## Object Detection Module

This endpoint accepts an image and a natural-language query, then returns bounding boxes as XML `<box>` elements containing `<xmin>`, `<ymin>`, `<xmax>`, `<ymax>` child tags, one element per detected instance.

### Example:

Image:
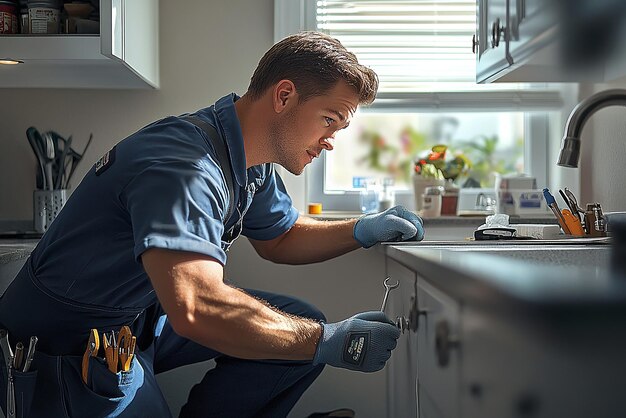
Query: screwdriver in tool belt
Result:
<box><xmin>0</xmin><ymin>329</ymin><xmax>16</xmax><ymax>418</ymax></box>
<box><xmin>22</xmin><ymin>336</ymin><xmax>38</xmax><ymax>373</ymax></box>
<box><xmin>12</xmin><ymin>343</ymin><xmax>24</xmax><ymax>370</ymax></box>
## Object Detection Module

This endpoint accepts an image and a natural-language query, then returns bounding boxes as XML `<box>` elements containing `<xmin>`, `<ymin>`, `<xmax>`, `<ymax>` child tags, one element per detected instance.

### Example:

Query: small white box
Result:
<box><xmin>497</xmin><ymin>189</ymin><xmax>547</xmax><ymax>216</ymax></box>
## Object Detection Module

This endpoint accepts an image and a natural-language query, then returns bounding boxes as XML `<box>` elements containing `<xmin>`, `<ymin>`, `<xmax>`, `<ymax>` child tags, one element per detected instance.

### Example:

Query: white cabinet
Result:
<box><xmin>385</xmin><ymin>258</ymin><xmax>463</xmax><ymax>418</ymax></box>
<box><xmin>0</xmin><ymin>0</ymin><xmax>158</xmax><ymax>89</ymax></box>
<box><xmin>386</xmin><ymin>259</ymin><xmax>419</xmax><ymax>418</ymax></box>
<box><xmin>476</xmin><ymin>0</ymin><xmax>625</xmax><ymax>83</ymax></box>
<box><xmin>416</xmin><ymin>278</ymin><xmax>461</xmax><ymax>418</ymax></box>
<box><xmin>475</xmin><ymin>0</ymin><xmax>511</xmax><ymax>83</ymax></box>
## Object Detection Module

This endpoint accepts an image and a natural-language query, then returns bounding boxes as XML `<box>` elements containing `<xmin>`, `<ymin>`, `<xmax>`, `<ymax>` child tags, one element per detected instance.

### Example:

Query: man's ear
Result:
<box><xmin>272</xmin><ymin>80</ymin><xmax>297</xmax><ymax>113</ymax></box>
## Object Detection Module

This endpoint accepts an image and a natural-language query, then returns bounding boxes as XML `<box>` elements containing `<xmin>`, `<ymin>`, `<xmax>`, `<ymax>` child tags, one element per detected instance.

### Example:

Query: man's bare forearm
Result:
<box><xmin>143</xmin><ymin>248</ymin><xmax>322</xmax><ymax>361</ymax></box>
<box><xmin>250</xmin><ymin>216</ymin><xmax>361</xmax><ymax>265</ymax></box>
<box><xmin>179</xmin><ymin>280</ymin><xmax>322</xmax><ymax>360</ymax></box>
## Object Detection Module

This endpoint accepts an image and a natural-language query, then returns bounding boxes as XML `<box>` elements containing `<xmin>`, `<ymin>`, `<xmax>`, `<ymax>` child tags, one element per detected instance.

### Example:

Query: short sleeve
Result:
<box><xmin>123</xmin><ymin>159</ymin><xmax>229</xmax><ymax>265</ymax></box>
<box><xmin>242</xmin><ymin>165</ymin><xmax>299</xmax><ymax>240</ymax></box>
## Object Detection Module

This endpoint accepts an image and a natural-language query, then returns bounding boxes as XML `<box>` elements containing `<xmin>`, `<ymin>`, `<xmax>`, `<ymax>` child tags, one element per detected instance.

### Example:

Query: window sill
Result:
<box><xmin>303</xmin><ymin>211</ymin><xmax>557</xmax><ymax>226</ymax></box>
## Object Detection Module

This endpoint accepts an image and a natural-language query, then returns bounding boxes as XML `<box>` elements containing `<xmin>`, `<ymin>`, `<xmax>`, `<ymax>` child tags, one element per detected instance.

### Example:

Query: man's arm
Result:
<box><xmin>142</xmin><ymin>248</ymin><xmax>321</xmax><ymax>360</ymax></box>
<box><xmin>249</xmin><ymin>206</ymin><xmax>425</xmax><ymax>265</ymax></box>
<box><xmin>249</xmin><ymin>216</ymin><xmax>360</xmax><ymax>265</ymax></box>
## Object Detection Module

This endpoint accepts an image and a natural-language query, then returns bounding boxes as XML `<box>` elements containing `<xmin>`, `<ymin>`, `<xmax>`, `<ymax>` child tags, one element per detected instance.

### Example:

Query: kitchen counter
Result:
<box><xmin>0</xmin><ymin>239</ymin><xmax>38</xmax><ymax>264</ymax></box>
<box><xmin>383</xmin><ymin>240</ymin><xmax>624</xmax><ymax>309</ymax></box>
<box><xmin>0</xmin><ymin>239</ymin><xmax>37</xmax><ymax>295</ymax></box>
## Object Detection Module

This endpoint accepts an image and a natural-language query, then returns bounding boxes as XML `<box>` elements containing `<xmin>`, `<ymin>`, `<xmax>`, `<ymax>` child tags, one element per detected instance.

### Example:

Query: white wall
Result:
<box><xmin>579</xmin><ymin>80</ymin><xmax>626</xmax><ymax>212</ymax></box>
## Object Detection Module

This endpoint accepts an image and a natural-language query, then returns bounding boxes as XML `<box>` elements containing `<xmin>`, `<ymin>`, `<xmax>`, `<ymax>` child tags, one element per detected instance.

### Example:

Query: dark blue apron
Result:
<box><xmin>0</xmin><ymin>259</ymin><xmax>171</xmax><ymax>418</ymax></box>
<box><xmin>0</xmin><ymin>115</ymin><xmax>247</xmax><ymax>418</ymax></box>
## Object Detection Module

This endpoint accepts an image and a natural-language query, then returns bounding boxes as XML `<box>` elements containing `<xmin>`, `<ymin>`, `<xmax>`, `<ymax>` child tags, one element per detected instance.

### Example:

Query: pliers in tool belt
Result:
<box><xmin>117</xmin><ymin>326</ymin><xmax>136</xmax><ymax>372</ymax></box>
<box><xmin>102</xmin><ymin>332</ymin><xmax>118</xmax><ymax>374</ymax></box>
<box><xmin>81</xmin><ymin>329</ymin><xmax>100</xmax><ymax>384</ymax></box>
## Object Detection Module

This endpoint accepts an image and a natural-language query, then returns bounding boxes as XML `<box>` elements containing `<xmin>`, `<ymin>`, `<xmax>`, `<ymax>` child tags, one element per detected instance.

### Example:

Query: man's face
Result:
<box><xmin>270</xmin><ymin>80</ymin><xmax>359</xmax><ymax>175</ymax></box>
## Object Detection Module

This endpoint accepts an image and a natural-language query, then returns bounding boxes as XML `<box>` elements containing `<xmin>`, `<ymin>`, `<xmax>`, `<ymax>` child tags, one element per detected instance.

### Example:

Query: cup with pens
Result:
<box><xmin>543</xmin><ymin>188</ymin><xmax>606</xmax><ymax>237</ymax></box>
<box><xmin>26</xmin><ymin>127</ymin><xmax>92</xmax><ymax>234</ymax></box>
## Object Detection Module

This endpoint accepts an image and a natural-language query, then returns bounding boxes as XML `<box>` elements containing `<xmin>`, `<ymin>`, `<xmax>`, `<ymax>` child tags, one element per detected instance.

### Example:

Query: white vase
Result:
<box><xmin>412</xmin><ymin>176</ymin><xmax>445</xmax><ymax>211</ymax></box>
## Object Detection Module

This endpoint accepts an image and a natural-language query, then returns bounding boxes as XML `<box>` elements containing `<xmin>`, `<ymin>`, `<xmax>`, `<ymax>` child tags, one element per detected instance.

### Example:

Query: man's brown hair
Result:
<box><xmin>247</xmin><ymin>31</ymin><xmax>378</xmax><ymax>105</ymax></box>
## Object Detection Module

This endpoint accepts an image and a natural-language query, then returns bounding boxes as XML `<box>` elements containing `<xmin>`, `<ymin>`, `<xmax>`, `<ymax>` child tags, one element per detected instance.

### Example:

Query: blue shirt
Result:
<box><xmin>29</xmin><ymin>93</ymin><xmax>299</xmax><ymax>309</ymax></box>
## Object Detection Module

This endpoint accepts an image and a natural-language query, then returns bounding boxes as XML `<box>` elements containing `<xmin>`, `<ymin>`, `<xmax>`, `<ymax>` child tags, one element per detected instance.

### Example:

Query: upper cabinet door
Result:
<box><xmin>477</xmin><ymin>0</ymin><xmax>626</xmax><ymax>83</ymax></box>
<box><xmin>475</xmin><ymin>0</ymin><xmax>512</xmax><ymax>83</ymax></box>
<box><xmin>0</xmin><ymin>0</ymin><xmax>159</xmax><ymax>89</ymax></box>
<box><xmin>101</xmin><ymin>0</ymin><xmax>159</xmax><ymax>88</ymax></box>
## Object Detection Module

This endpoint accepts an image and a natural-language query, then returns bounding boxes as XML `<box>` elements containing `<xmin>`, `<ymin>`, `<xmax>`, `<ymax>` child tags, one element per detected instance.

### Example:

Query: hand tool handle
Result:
<box><xmin>22</xmin><ymin>336</ymin><xmax>38</xmax><ymax>373</ymax></box>
<box><xmin>562</xmin><ymin>209</ymin><xmax>585</xmax><ymax>236</ymax></box>
<box><xmin>7</xmin><ymin>366</ymin><xmax>15</xmax><ymax>418</ymax></box>
<box><xmin>82</xmin><ymin>329</ymin><xmax>100</xmax><ymax>384</ymax></box>
<box><xmin>0</xmin><ymin>329</ymin><xmax>13</xmax><ymax>368</ymax></box>
<box><xmin>380</xmin><ymin>289</ymin><xmax>391</xmax><ymax>312</ymax></box>
<box><xmin>12</xmin><ymin>342</ymin><xmax>24</xmax><ymax>371</ymax></box>
<box><xmin>559</xmin><ymin>189</ymin><xmax>579</xmax><ymax>219</ymax></box>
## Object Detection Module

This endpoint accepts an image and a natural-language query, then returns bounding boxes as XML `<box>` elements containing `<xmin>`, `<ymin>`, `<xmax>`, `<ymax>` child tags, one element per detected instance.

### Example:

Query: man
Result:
<box><xmin>0</xmin><ymin>32</ymin><xmax>423</xmax><ymax>417</ymax></box>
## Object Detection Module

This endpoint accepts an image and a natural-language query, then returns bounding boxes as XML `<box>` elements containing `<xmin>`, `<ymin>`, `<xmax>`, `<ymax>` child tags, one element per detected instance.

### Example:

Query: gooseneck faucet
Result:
<box><xmin>558</xmin><ymin>89</ymin><xmax>626</xmax><ymax>168</ymax></box>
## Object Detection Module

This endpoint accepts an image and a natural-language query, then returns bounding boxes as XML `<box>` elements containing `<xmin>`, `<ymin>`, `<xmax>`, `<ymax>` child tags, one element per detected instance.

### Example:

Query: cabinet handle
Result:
<box><xmin>408</xmin><ymin>295</ymin><xmax>427</xmax><ymax>332</ymax></box>
<box><xmin>396</xmin><ymin>316</ymin><xmax>410</xmax><ymax>334</ymax></box>
<box><xmin>491</xmin><ymin>18</ymin><xmax>505</xmax><ymax>48</ymax></box>
<box><xmin>472</xmin><ymin>34</ymin><xmax>478</xmax><ymax>54</ymax></box>
<box><xmin>435</xmin><ymin>319</ymin><xmax>460</xmax><ymax>367</ymax></box>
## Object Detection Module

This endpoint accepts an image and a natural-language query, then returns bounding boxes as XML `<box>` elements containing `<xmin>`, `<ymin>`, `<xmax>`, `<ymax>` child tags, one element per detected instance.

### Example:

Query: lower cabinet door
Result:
<box><xmin>417</xmin><ymin>278</ymin><xmax>461</xmax><ymax>418</ymax></box>
<box><xmin>386</xmin><ymin>259</ymin><xmax>418</xmax><ymax>418</ymax></box>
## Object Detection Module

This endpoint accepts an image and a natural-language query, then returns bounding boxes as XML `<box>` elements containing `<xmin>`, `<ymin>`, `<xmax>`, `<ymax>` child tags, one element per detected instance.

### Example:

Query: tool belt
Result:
<box><xmin>0</xmin><ymin>260</ymin><xmax>162</xmax><ymax>418</ymax></box>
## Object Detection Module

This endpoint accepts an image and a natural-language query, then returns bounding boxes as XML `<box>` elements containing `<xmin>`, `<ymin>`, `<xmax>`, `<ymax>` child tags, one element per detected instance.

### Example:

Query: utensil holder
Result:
<box><xmin>33</xmin><ymin>189</ymin><xmax>68</xmax><ymax>233</ymax></box>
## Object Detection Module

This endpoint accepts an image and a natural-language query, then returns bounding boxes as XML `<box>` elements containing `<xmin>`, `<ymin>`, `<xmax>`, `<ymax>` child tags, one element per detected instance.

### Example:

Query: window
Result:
<box><xmin>274</xmin><ymin>0</ymin><xmax>568</xmax><ymax>212</ymax></box>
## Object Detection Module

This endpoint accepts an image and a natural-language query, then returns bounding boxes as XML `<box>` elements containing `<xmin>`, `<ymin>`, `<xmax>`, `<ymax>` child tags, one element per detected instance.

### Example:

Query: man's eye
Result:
<box><xmin>324</xmin><ymin>117</ymin><xmax>335</xmax><ymax>126</ymax></box>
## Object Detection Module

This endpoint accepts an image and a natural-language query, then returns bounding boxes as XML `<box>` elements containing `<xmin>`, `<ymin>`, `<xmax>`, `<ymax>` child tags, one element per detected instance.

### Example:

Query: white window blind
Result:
<box><xmin>316</xmin><ymin>0</ymin><xmax>477</xmax><ymax>91</ymax></box>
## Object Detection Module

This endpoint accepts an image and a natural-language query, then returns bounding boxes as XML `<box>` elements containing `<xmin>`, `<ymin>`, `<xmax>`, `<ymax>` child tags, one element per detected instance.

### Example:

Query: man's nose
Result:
<box><xmin>321</xmin><ymin>136</ymin><xmax>335</xmax><ymax>151</ymax></box>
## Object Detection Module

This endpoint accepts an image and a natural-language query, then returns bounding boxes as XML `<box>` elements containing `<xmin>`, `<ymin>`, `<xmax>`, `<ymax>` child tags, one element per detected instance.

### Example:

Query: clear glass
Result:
<box><xmin>359</xmin><ymin>178</ymin><xmax>380</xmax><ymax>213</ymax></box>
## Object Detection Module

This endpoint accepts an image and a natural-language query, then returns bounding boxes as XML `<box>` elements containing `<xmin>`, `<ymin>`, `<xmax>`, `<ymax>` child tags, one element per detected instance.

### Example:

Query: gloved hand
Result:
<box><xmin>313</xmin><ymin>311</ymin><xmax>401</xmax><ymax>373</ymax></box>
<box><xmin>353</xmin><ymin>205</ymin><xmax>424</xmax><ymax>248</ymax></box>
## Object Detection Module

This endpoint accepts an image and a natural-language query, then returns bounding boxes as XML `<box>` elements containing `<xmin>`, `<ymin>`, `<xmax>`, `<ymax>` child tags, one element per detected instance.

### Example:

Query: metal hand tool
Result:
<box><xmin>103</xmin><ymin>332</ymin><xmax>119</xmax><ymax>374</ymax></box>
<box><xmin>7</xmin><ymin>365</ymin><xmax>15</xmax><ymax>418</ymax></box>
<box><xmin>118</xmin><ymin>326</ymin><xmax>135</xmax><ymax>372</ymax></box>
<box><xmin>564</xmin><ymin>188</ymin><xmax>585</xmax><ymax>221</ymax></box>
<box><xmin>82</xmin><ymin>329</ymin><xmax>100</xmax><ymax>384</ymax></box>
<box><xmin>12</xmin><ymin>342</ymin><xmax>23</xmax><ymax>371</ymax></box>
<box><xmin>22</xmin><ymin>336</ymin><xmax>38</xmax><ymax>372</ymax></box>
<box><xmin>380</xmin><ymin>277</ymin><xmax>399</xmax><ymax>312</ymax></box>
<box><xmin>0</xmin><ymin>330</ymin><xmax>16</xmax><ymax>418</ymax></box>
<box><xmin>0</xmin><ymin>329</ymin><xmax>13</xmax><ymax>366</ymax></box>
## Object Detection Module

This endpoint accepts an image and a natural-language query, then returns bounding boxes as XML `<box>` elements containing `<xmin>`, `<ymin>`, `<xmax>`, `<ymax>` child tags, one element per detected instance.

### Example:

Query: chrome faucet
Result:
<box><xmin>558</xmin><ymin>89</ymin><xmax>626</xmax><ymax>167</ymax></box>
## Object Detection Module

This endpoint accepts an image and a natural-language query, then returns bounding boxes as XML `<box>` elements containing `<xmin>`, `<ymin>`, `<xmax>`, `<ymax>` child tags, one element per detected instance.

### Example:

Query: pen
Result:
<box><xmin>543</xmin><ymin>188</ymin><xmax>571</xmax><ymax>234</ymax></box>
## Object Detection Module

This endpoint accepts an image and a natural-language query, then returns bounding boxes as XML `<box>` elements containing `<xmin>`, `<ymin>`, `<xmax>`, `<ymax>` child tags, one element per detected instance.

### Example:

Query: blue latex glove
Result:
<box><xmin>313</xmin><ymin>311</ymin><xmax>401</xmax><ymax>372</ymax></box>
<box><xmin>353</xmin><ymin>205</ymin><xmax>424</xmax><ymax>248</ymax></box>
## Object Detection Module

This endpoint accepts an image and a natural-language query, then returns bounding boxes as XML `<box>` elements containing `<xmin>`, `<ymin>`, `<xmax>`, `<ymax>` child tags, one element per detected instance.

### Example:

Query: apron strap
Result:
<box><xmin>182</xmin><ymin>115</ymin><xmax>236</xmax><ymax>226</ymax></box>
